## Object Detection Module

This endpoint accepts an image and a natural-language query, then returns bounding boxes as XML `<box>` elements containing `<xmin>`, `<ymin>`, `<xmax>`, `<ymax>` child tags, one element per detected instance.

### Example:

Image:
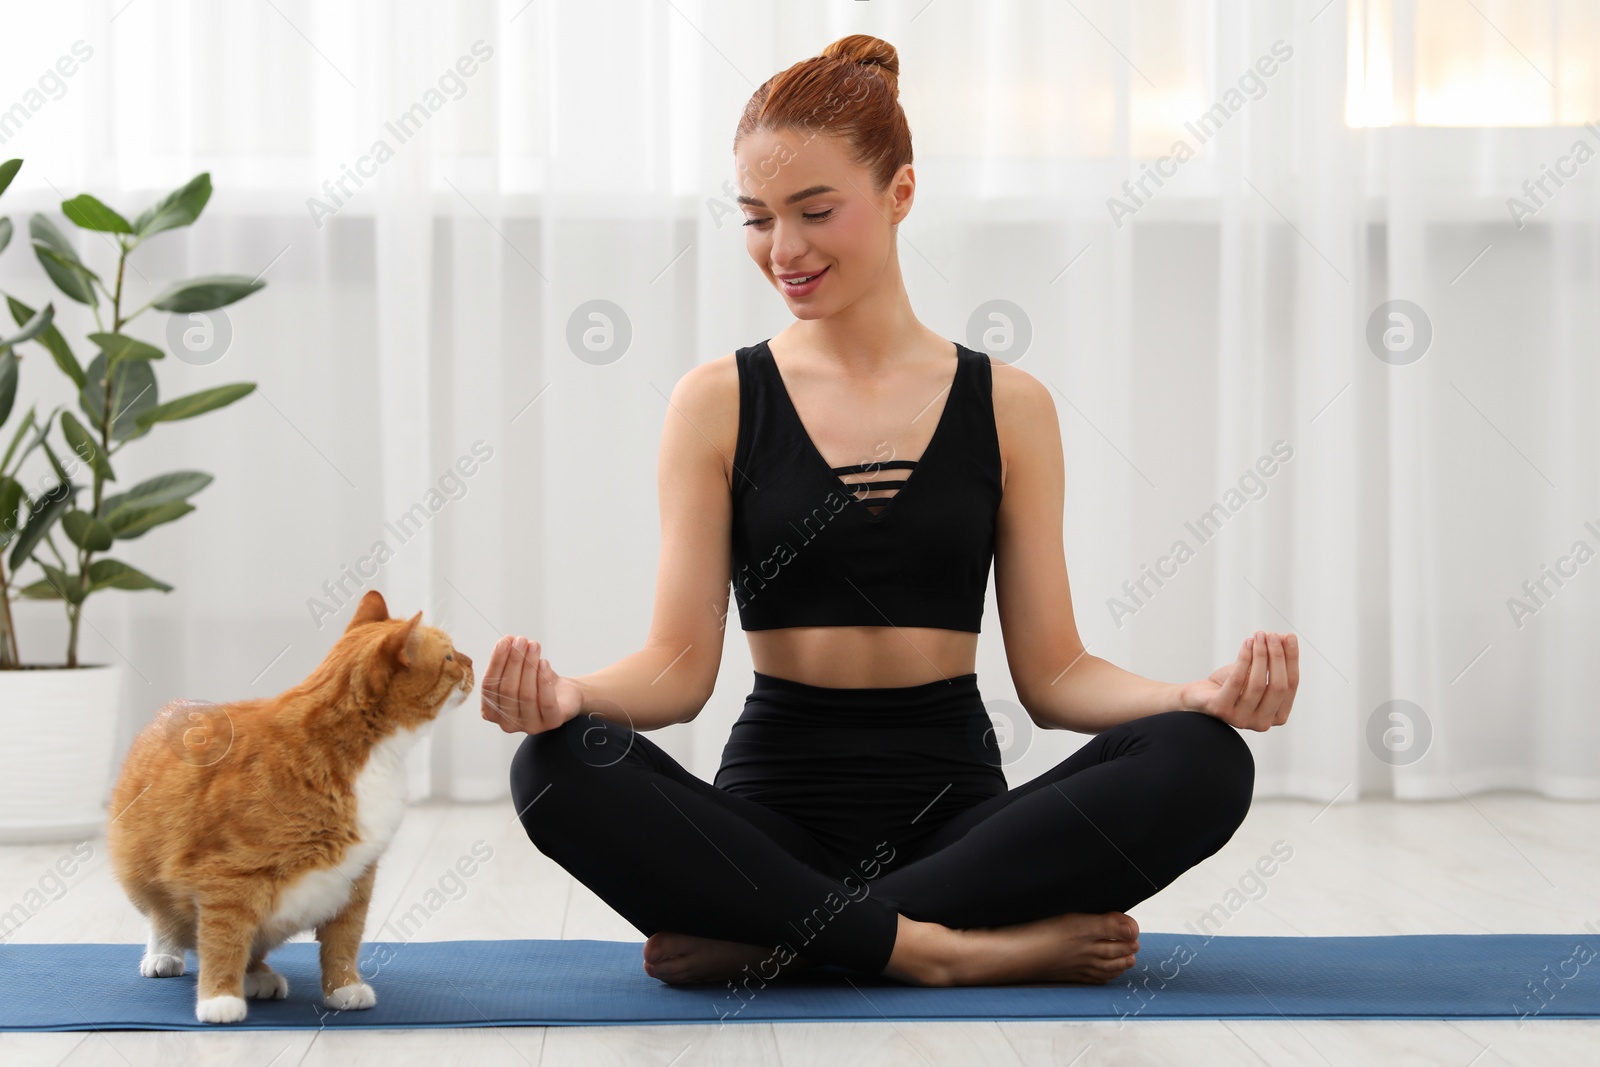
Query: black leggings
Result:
<box><xmin>509</xmin><ymin>670</ymin><xmax>1254</xmax><ymax>976</ymax></box>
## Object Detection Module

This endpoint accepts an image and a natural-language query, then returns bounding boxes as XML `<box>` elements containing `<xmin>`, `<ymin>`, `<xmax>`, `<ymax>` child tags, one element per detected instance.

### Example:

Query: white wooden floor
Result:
<box><xmin>2</xmin><ymin>794</ymin><xmax>1596</xmax><ymax>1065</ymax></box>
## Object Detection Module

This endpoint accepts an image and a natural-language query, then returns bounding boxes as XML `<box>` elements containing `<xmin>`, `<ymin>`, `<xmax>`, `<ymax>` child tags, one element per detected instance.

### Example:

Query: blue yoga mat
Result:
<box><xmin>2</xmin><ymin>934</ymin><xmax>1597</xmax><ymax>1030</ymax></box>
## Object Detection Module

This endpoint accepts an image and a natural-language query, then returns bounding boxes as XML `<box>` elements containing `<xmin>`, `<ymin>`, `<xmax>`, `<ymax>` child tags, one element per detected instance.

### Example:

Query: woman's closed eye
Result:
<box><xmin>743</xmin><ymin>210</ymin><xmax>833</xmax><ymax>228</ymax></box>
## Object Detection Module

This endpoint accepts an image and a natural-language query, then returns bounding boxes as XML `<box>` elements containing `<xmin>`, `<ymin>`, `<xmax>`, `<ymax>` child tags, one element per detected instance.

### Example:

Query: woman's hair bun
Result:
<box><xmin>735</xmin><ymin>33</ymin><xmax>912</xmax><ymax>195</ymax></box>
<box><xmin>820</xmin><ymin>34</ymin><xmax>900</xmax><ymax>92</ymax></box>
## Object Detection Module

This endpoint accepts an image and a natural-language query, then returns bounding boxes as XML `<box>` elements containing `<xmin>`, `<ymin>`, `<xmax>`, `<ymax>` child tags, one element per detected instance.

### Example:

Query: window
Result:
<box><xmin>1347</xmin><ymin>0</ymin><xmax>1600</xmax><ymax>127</ymax></box>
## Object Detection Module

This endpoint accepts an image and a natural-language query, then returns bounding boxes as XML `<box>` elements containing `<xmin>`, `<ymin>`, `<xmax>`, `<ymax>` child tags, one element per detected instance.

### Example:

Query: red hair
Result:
<box><xmin>734</xmin><ymin>34</ymin><xmax>913</xmax><ymax>196</ymax></box>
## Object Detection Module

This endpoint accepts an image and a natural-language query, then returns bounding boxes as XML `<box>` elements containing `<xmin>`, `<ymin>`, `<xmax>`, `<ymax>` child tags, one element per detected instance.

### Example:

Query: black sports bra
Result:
<box><xmin>728</xmin><ymin>338</ymin><xmax>1003</xmax><ymax>632</ymax></box>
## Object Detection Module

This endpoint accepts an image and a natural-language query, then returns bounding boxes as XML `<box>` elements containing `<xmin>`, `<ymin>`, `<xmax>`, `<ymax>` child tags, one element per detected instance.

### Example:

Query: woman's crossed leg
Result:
<box><xmin>509</xmin><ymin>708</ymin><xmax>1254</xmax><ymax>986</ymax></box>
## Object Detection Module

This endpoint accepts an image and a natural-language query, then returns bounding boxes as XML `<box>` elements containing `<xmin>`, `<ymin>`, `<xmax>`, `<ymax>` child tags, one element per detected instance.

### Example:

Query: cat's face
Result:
<box><xmin>401</xmin><ymin>624</ymin><xmax>476</xmax><ymax>721</ymax></box>
<box><xmin>340</xmin><ymin>590</ymin><xmax>476</xmax><ymax>730</ymax></box>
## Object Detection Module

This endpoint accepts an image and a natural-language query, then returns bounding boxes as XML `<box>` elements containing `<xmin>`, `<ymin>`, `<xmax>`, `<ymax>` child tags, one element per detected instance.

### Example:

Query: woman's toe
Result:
<box><xmin>643</xmin><ymin>932</ymin><xmax>687</xmax><ymax>965</ymax></box>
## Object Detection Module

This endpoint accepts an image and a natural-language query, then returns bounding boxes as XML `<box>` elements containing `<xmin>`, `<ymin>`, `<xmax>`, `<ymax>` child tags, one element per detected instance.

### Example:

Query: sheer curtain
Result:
<box><xmin>2</xmin><ymin>0</ymin><xmax>1594</xmax><ymax>805</ymax></box>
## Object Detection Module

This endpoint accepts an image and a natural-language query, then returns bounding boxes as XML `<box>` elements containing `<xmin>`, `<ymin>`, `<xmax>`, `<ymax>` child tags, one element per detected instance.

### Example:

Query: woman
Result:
<box><xmin>483</xmin><ymin>34</ymin><xmax>1298</xmax><ymax>988</ymax></box>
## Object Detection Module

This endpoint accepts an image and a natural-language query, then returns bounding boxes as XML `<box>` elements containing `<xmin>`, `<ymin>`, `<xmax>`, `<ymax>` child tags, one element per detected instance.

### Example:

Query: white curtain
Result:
<box><xmin>2</xmin><ymin>0</ymin><xmax>1595</xmax><ymax>805</ymax></box>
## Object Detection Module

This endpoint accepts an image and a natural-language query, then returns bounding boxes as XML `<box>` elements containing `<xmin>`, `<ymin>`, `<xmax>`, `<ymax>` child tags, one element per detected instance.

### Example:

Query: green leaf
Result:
<box><xmin>0</xmin><ymin>348</ymin><xmax>14</xmax><ymax>429</ymax></box>
<box><xmin>39</xmin><ymin>561</ymin><xmax>84</xmax><ymax>604</ymax></box>
<box><xmin>99</xmin><ymin>470</ymin><xmax>211</xmax><ymax>520</ymax></box>
<box><xmin>61</xmin><ymin>194</ymin><xmax>132</xmax><ymax>234</ymax></box>
<box><xmin>29</xmin><ymin>221</ymin><xmax>99</xmax><ymax>306</ymax></box>
<box><xmin>0</xmin><ymin>159</ymin><xmax>21</xmax><ymax>198</ymax></box>
<box><xmin>6</xmin><ymin>295</ymin><xmax>83</xmax><ymax>388</ymax></box>
<box><xmin>16</xmin><ymin>577</ymin><xmax>65</xmax><ymax>600</ymax></box>
<box><xmin>62</xmin><ymin>508</ymin><xmax>115</xmax><ymax>552</ymax></box>
<box><xmin>79</xmin><ymin>353</ymin><xmax>157</xmax><ymax>442</ymax></box>
<box><xmin>29</xmin><ymin>214</ymin><xmax>78</xmax><ymax>259</ymax></box>
<box><xmin>87</xmin><ymin>557</ymin><xmax>172</xmax><ymax>593</ymax></box>
<box><xmin>104</xmin><ymin>499</ymin><xmax>192</xmax><ymax>540</ymax></box>
<box><xmin>18</xmin><ymin>406</ymin><xmax>62</xmax><ymax>469</ymax></box>
<box><xmin>150</xmin><ymin>274</ymin><xmax>264</xmax><ymax>313</ymax></box>
<box><xmin>0</xmin><ymin>406</ymin><xmax>34</xmax><ymax>474</ymax></box>
<box><xmin>8</xmin><ymin>480</ymin><xmax>76</xmax><ymax>571</ymax></box>
<box><xmin>0</xmin><ymin>475</ymin><xmax>22</xmax><ymax>548</ymax></box>
<box><xmin>59</xmin><ymin>411</ymin><xmax>113</xmax><ymax>483</ymax></box>
<box><xmin>134</xmin><ymin>383</ymin><xmax>253</xmax><ymax>429</ymax></box>
<box><xmin>38</xmin><ymin>437</ymin><xmax>70</xmax><ymax>485</ymax></box>
<box><xmin>0</xmin><ymin>217</ymin><xmax>11</xmax><ymax>255</ymax></box>
<box><xmin>0</xmin><ymin>301</ymin><xmax>53</xmax><ymax>348</ymax></box>
<box><xmin>88</xmin><ymin>332</ymin><xmax>163</xmax><ymax>366</ymax></box>
<box><xmin>2</xmin><ymin>406</ymin><xmax>59</xmax><ymax>478</ymax></box>
<box><xmin>132</xmin><ymin>173</ymin><xmax>211</xmax><ymax>240</ymax></box>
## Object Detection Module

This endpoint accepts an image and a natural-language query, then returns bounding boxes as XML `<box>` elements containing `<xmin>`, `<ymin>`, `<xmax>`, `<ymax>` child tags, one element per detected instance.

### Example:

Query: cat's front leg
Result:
<box><xmin>243</xmin><ymin>952</ymin><xmax>289</xmax><ymax>1000</ymax></box>
<box><xmin>139</xmin><ymin>919</ymin><xmax>188</xmax><ymax>978</ymax></box>
<box><xmin>194</xmin><ymin>897</ymin><xmax>263</xmax><ymax>1024</ymax></box>
<box><xmin>317</xmin><ymin>863</ymin><xmax>378</xmax><ymax>1010</ymax></box>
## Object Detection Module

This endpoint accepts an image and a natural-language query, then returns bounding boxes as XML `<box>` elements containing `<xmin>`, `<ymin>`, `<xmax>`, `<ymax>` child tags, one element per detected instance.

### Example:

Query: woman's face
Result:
<box><xmin>734</xmin><ymin>128</ymin><xmax>910</xmax><ymax>319</ymax></box>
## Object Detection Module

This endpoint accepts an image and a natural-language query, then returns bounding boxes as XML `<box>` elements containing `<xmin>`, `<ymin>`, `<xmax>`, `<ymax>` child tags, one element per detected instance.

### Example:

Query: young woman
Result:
<box><xmin>483</xmin><ymin>34</ymin><xmax>1298</xmax><ymax>988</ymax></box>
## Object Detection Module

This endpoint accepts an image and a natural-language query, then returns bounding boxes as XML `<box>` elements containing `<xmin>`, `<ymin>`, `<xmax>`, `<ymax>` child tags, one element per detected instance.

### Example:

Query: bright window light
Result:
<box><xmin>1347</xmin><ymin>0</ymin><xmax>1600</xmax><ymax>127</ymax></box>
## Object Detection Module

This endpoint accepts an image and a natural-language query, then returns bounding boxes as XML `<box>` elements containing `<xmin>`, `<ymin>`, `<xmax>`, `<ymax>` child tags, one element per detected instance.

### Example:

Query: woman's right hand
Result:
<box><xmin>480</xmin><ymin>635</ymin><xmax>585</xmax><ymax>734</ymax></box>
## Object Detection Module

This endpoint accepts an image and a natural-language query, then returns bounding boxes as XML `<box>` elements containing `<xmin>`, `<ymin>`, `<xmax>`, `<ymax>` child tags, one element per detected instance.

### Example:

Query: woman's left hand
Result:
<box><xmin>1177</xmin><ymin>631</ymin><xmax>1299</xmax><ymax>732</ymax></box>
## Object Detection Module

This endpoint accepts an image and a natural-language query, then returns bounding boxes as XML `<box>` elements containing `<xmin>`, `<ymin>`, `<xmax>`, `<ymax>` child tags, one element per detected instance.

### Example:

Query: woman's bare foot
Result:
<box><xmin>885</xmin><ymin>910</ymin><xmax>1140</xmax><ymax>987</ymax></box>
<box><xmin>641</xmin><ymin>931</ymin><xmax>815</xmax><ymax>985</ymax></box>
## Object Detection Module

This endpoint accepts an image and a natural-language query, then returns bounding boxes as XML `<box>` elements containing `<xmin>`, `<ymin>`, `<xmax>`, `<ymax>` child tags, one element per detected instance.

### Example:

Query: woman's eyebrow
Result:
<box><xmin>737</xmin><ymin>184</ymin><xmax>838</xmax><ymax>208</ymax></box>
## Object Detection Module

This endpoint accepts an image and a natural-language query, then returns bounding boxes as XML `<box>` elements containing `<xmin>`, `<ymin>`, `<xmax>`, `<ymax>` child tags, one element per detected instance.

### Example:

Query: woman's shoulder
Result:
<box><xmin>983</xmin><ymin>355</ymin><xmax>1056</xmax><ymax>492</ymax></box>
<box><xmin>984</xmin><ymin>353</ymin><xmax>1051</xmax><ymax>422</ymax></box>
<box><xmin>665</xmin><ymin>350</ymin><xmax>746</xmax><ymax>480</ymax></box>
<box><xmin>678</xmin><ymin>349</ymin><xmax>744</xmax><ymax>410</ymax></box>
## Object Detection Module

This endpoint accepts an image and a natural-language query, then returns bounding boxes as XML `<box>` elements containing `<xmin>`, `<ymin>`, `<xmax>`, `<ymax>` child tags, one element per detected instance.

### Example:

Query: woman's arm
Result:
<box><xmin>990</xmin><ymin>364</ymin><xmax>1298</xmax><ymax>735</ymax></box>
<box><xmin>480</xmin><ymin>357</ymin><xmax>738</xmax><ymax>735</ymax></box>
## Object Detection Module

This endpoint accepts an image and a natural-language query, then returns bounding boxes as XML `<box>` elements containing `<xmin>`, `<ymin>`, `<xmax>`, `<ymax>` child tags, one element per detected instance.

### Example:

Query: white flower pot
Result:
<box><xmin>0</xmin><ymin>663</ymin><xmax>123</xmax><ymax>843</ymax></box>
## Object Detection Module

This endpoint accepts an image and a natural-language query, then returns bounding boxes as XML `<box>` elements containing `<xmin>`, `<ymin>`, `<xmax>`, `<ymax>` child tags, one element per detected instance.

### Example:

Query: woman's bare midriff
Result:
<box><xmin>746</xmin><ymin>626</ymin><xmax>978</xmax><ymax>688</ymax></box>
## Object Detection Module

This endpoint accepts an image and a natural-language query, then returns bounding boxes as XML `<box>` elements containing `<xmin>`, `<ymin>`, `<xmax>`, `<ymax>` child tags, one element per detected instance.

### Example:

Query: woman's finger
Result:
<box><xmin>480</xmin><ymin>636</ymin><xmax>514</xmax><ymax>726</ymax></box>
<box><xmin>1277</xmin><ymin>634</ymin><xmax>1300</xmax><ymax>724</ymax></box>
<box><xmin>535</xmin><ymin>650</ymin><xmax>555</xmax><ymax>731</ymax></box>
<box><xmin>1211</xmin><ymin>637</ymin><xmax>1252</xmax><ymax>723</ymax></box>
<box><xmin>536</xmin><ymin>656</ymin><xmax>559</xmax><ymax>729</ymax></box>
<box><xmin>1273</xmin><ymin>633</ymin><xmax>1299</xmax><ymax>726</ymax></box>
<box><xmin>1259</xmin><ymin>632</ymin><xmax>1288</xmax><ymax>725</ymax></box>
<box><xmin>497</xmin><ymin>636</ymin><xmax>529</xmax><ymax>729</ymax></box>
<box><xmin>1239</xmin><ymin>632</ymin><xmax>1270</xmax><ymax>726</ymax></box>
<box><xmin>514</xmin><ymin>639</ymin><xmax>542</xmax><ymax>731</ymax></box>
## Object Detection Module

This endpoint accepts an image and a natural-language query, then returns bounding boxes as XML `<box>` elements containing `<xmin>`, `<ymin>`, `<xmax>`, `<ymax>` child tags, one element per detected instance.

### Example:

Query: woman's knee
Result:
<box><xmin>509</xmin><ymin>718</ymin><xmax>596</xmax><ymax>832</ymax></box>
<box><xmin>512</xmin><ymin>711</ymin><xmax>632</xmax><ymax>777</ymax></box>
<box><xmin>509</xmin><ymin>728</ymin><xmax>558</xmax><ymax>835</ymax></box>
<box><xmin>1135</xmin><ymin>710</ymin><xmax>1255</xmax><ymax>825</ymax></box>
<box><xmin>508</xmin><ymin>715</ymin><xmax>651</xmax><ymax>838</ymax></box>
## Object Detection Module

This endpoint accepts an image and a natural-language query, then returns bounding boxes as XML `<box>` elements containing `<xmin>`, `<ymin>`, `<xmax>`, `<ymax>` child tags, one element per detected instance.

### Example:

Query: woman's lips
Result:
<box><xmin>778</xmin><ymin>265</ymin><xmax>828</xmax><ymax>296</ymax></box>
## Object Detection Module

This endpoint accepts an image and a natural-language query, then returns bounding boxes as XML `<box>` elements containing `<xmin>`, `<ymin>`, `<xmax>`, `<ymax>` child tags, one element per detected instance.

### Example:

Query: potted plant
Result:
<box><xmin>0</xmin><ymin>158</ymin><xmax>263</xmax><ymax>841</ymax></box>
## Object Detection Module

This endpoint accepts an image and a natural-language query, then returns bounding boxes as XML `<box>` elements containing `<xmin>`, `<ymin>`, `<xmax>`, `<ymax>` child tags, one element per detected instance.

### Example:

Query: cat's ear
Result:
<box><xmin>379</xmin><ymin>610</ymin><xmax>424</xmax><ymax>668</ymax></box>
<box><xmin>345</xmin><ymin>590</ymin><xmax>390</xmax><ymax>633</ymax></box>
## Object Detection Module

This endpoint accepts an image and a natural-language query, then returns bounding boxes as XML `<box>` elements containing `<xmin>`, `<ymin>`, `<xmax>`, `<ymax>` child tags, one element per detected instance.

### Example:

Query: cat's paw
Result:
<box><xmin>139</xmin><ymin>952</ymin><xmax>186</xmax><ymax>978</ymax></box>
<box><xmin>323</xmin><ymin>982</ymin><xmax>377</xmax><ymax>1011</ymax></box>
<box><xmin>195</xmin><ymin>995</ymin><xmax>248</xmax><ymax>1024</ymax></box>
<box><xmin>244</xmin><ymin>968</ymin><xmax>289</xmax><ymax>999</ymax></box>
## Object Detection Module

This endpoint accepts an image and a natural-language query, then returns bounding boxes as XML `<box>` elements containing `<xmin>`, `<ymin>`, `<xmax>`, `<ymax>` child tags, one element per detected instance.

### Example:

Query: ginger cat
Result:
<box><xmin>107</xmin><ymin>590</ymin><xmax>475</xmax><ymax>1024</ymax></box>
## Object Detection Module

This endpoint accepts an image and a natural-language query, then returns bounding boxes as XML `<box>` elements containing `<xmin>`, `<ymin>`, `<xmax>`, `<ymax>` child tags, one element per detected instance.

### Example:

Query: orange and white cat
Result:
<box><xmin>107</xmin><ymin>590</ymin><xmax>475</xmax><ymax>1024</ymax></box>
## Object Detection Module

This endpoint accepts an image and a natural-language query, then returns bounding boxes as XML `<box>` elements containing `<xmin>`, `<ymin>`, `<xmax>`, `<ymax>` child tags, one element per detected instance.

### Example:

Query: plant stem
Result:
<box><xmin>43</xmin><ymin>529</ymin><xmax>68</xmax><ymax>569</ymax></box>
<box><xmin>111</xmin><ymin>245</ymin><xmax>127</xmax><ymax>333</ymax></box>
<box><xmin>66</xmin><ymin>600</ymin><xmax>79</xmax><ymax>669</ymax></box>
<box><xmin>0</xmin><ymin>552</ymin><xmax>16</xmax><ymax>667</ymax></box>
<box><xmin>64</xmin><ymin>242</ymin><xmax>128</xmax><ymax>670</ymax></box>
<box><xmin>41</xmin><ymin>528</ymin><xmax>76</xmax><ymax>669</ymax></box>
